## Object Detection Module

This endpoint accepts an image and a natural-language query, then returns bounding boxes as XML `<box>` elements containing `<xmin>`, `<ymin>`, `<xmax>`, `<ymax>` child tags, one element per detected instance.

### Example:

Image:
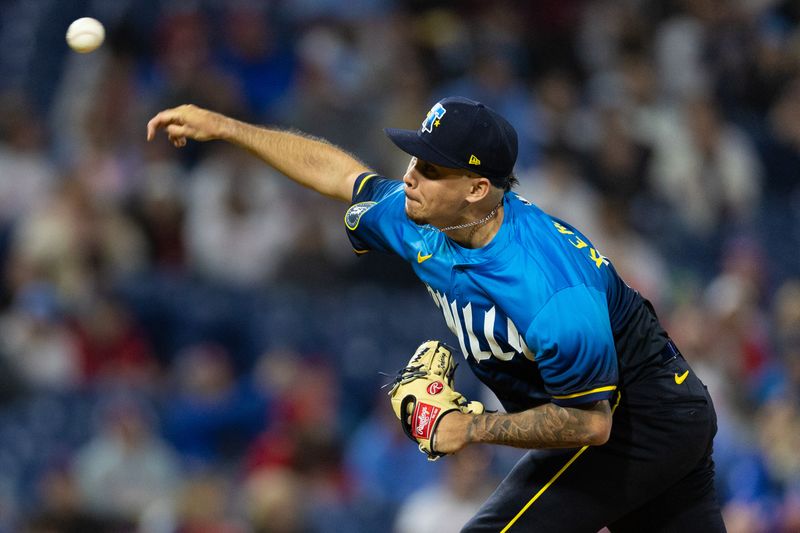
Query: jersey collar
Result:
<box><xmin>447</xmin><ymin>193</ymin><xmax>513</xmax><ymax>264</ymax></box>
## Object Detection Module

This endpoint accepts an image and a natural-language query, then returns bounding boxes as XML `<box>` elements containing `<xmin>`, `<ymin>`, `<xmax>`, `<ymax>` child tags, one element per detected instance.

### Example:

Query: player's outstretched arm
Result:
<box><xmin>434</xmin><ymin>400</ymin><xmax>612</xmax><ymax>454</ymax></box>
<box><xmin>146</xmin><ymin>104</ymin><xmax>369</xmax><ymax>202</ymax></box>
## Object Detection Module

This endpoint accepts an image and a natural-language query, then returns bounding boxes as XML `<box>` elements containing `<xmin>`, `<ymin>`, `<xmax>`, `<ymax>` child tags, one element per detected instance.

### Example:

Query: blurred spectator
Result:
<box><xmin>72</xmin><ymin>397</ymin><xmax>180</xmax><ymax>524</ymax></box>
<box><xmin>719</xmin><ymin>235</ymin><xmax>768</xmax><ymax>301</ymax></box>
<box><xmin>704</xmin><ymin>272</ymin><xmax>770</xmax><ymax>404</ymax></box>
<box><xmin>704</xmin><ymin>236</ymin><xmax>771</xmax><ymax>393</ymax></box>
<box><xmin>530</xmin><ymin>69</ymin><xmax>587</xmax><ymax>155</ymax></box>
<box><xmin>216</xmin><ymin>4</ymin><xmax>296</xmax><ymax>121</ymax></box>
<box><xmin>242</xmin><ymin>467</ymin><xmax>308</xmax><ymax>533</ymax></box>
<box><xmin>583</xmin><ymin>106</ymin><xmax>652</xmax><ymax>216</ymax></box>
<box><xmin>146</xmin><ymin>8</ymin><xmax>241</xmax><ymax>113</ymax></box>
<box><xmin>163</xmin><ymin>343</ymin><xmax>268</xmax><ymax>465</ymax></box>
<box><xmin>69</xmin><ymin>59</ymin><xmax>148</xmax><ymax>206</ymax></box>
<box><xmin>653</xmin><ymin>2</ymin><xmax>713</xmax><ymax>102</ymax></box>
<box><xmin>756</xmin><ymin>399</ymin><xmax>800</xmax><ymax>491</ymax></box>
<box><xmin>769</xmin><ymin>279</ymin><xmax>800</xmax><ymax>404</ymax></box>
<box><xmin>244</xmin><ymin>349</ymin><xmax>307</xmax><ymax>471</ymax></box>
<box><xmin>744</xmin><ymin>19</ymin><xmax>798</xmax><ymax>115</ymax></box>
<box><xmin>48</xmin><ymin>44</ymin><xmax>113</xmax><ymax>167</ymax></box>
<box><xmin>592</xmin><ymin>198</ymin><xmax>669</xmax><ymax>306</ymax></box>
<box><xmin>171</xmin><ymin>471</ymin><xmax>247</xmax><ymax>533</ymax></box>
<box><xmin>648</xmin><ymin>95</ymin><xmax>762</xmax><ymax>238</ymax></box>
<box><xmin>394</xmin><ymin>446</ymin><xmax>496</xmax><ymax>533</ymax></box>
<box><xmin>49</xmin><ymin>34</ymin><xmax>147</xmax><ymax>188</ymax></box>
<box><xmin>408</xmin><ymin>8</ymin><xmax>471</xmax><ymax>88</ymax></box>
<box><xmin>722</xmin><ymin>500</ymin><xmax>772</xmax><ymax>533</ymax></box>
<box><xmin>277</xmin><ymin>21</ymin><xmax>374</xmax><ymax>157</ymax></box>
<box><xmin>7</xmin><ymin>178</ymin><xmax>147</xmax><ymax>303</ymax></box>
<box><xmin>282</xmin><ymin>426</ymin><xmax>356</xmax><ymax>533</ymax></box>
<box><xmin>129</xmin><ymin>141</ymin><xmax>188</xmax><ymax>270</ymax></box>
<box><xmin>244</xmin><ymin>351</ymin><xmax>341</xmax><ymax>465</ymax></box>
<box><xmin>24</xmin><ymin>467</ymin><xmax>109</xmax><ymax>533</ymax></box>
<box><xmin>369</xmin><ymin>38</ymin><xmax>431</xmax><ymax>176</ymax></box>
<box><xmin>773</xmin><ymin>279</ymin><xmax>800</xmax><ymax>343</ymax></box>
<box><xmin>782</xmin><ymin>487</ymin><xmax>800</xmax><ymax>533</ymax></box>
<box><xmin>69</xmin><ymin>293</ymin><xmax>159</xmax><ymax>387</ymax></box>
<box><xmin>0</xmin><ymin>283</ymin><xmax>81</xmax><ymax>391</ymax></box>
<box><xmin>0</xmin><ymin>93</ymin><xmax>56</xmax><ymax>231</ymax></box>
<box><xmin>344</xmin><ymin>394</ymin><xmax>445</xmax><ymax>525</ymax></box>
<box><xmin>185</xmin><ymin>147</ymin><xmax>300</xmax><ymax>286</ymax></box>
<box><xmin>515</xmin><ymin>145</ymin><xmax>601</xmax><ymax>240</ymax></box>
<box><xmin>576</xmin><ymin>1</ymin><xmax>647</xmax><ymax>78</ymax></box>
<box><xmin>761</xmin><ymin>76</ymin><xmax>800</xmax><ymax>199</ymax></box>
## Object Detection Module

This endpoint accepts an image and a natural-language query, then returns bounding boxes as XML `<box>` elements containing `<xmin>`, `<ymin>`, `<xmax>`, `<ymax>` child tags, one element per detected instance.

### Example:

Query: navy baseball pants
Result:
<box><xmin>462</xmin><ymin>349</ymin><xmax>726</xmax><ymax>532</ymax></box>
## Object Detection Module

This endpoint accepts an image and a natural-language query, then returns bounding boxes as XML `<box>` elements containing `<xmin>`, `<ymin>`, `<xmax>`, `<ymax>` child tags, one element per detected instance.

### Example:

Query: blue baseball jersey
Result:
<box><xmin>345</xmin><ymin>173</ymin><xmax>665</xmax><ymax>412</ymax></box>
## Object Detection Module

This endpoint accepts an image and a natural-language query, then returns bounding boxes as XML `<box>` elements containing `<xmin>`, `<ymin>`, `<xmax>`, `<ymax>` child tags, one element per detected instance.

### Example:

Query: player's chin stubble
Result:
<box><xmin>405</xmin><ymin>200</ymin><xmax>426</xmax><ymax>225</ymax></box>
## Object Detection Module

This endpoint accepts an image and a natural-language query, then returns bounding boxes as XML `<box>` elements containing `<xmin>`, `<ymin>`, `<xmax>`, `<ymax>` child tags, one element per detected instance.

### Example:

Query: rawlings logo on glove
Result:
<box><xmin>427</xmin><ymin>381</ymin><xmax>444</xmax><ymax>395</ymax></box>
<box><xmin>414</xmin><ymin>403</ymin><xmax>439</xmax><ymax>439</ymax></box>
<box><xmin>387</xmin><ymin>340</ymin><xmax>484</xmax><ymax>460</ymax></box>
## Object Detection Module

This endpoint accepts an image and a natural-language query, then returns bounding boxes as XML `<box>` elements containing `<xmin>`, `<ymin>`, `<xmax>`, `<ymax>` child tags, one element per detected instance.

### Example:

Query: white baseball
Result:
<box><xmin>66</xmin><ymin>17</ymin><xmax>105</xmax><ymax>53</ymax></box>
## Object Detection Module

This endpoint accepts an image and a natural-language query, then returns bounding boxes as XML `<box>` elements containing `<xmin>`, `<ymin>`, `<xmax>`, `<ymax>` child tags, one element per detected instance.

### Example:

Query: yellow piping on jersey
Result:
<box><xmin>500</xmin><ymin>391</ymin><xmax>623</xmax><ymax>533</ymax></box>
<box><xmin>352</xmin><ymin>249</ymin><xmax>370</xmax><ymax>255</ymax></box>
<box><xmin>356</xmin><ymin>173</ymin><xmax>377</xmax><ymax>196</ymax></box>
<box><xmin>551</xmin><ymin>385</ymin><xmax>617</xmax><ymax>401</ymax></box>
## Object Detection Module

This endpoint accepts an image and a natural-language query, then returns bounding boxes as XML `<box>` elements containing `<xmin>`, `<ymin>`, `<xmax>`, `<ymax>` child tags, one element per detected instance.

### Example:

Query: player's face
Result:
<box><xmin>402</xmin><ymin>157</ymin><xmax>476</xmax><ymax>227</ymax></box>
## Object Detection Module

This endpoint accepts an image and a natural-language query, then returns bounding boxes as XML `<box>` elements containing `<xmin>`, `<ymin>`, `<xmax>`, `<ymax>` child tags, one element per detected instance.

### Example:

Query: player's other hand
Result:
<box><xmin>146</xmin><ymin>104</ymin><xmax>225</xmax><ymax>147</ymax></box>
<box><xmin>433</xmin><ymin>411</ymin><xmax>474</xmax><ymax>455</ymax></box>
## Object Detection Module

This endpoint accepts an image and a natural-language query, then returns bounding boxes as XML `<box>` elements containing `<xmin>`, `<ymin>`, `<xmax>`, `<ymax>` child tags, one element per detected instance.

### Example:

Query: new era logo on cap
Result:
<box><xmin>384</xmin><ymin>96</ymin><xmax>518</xmax><ymax>182</ymax></box>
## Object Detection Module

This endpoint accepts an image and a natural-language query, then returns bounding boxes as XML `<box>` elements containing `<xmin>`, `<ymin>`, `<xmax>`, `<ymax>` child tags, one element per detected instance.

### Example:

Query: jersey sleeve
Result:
<box><xmin>525</xmin><ymin>285</ymin><xmax>618</xmax><ymax>407</ymax></box>
<box><xmin>351</xmin><ymin>172</ymin><xmax>403</xmax><ymax>204</ymax></box>
<box><xmin>344</xmin><ymin>172</ymin><xmax>409</xmax><ymax>256</ymax></box>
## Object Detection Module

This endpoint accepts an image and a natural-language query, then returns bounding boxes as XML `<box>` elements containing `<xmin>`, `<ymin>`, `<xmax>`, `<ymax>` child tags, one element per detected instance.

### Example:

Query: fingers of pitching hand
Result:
<box><xmin>170</xmin><ymin>136</ymin><xmax>186</xmax><ymax>148</ymax></box>
<box><xmin>147</xmin><ymin>110</ymin><xmax>175</xmax><ymax>141</ymax></box>
<box><xmin>166</xmin><ymin>124</ymin><xmax>192</xmax><ymax>147</ymax></box>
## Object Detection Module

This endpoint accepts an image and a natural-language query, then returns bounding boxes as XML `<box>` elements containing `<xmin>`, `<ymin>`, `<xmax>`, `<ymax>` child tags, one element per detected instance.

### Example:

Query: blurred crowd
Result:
<box><xmin>0</xmin><ymin>0</ymin><xmax>799</xmax><ymax>531</ymax></box>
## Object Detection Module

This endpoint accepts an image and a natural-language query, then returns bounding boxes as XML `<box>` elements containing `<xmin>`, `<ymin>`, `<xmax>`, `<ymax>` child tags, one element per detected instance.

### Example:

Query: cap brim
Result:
<box><xmin>384</xmin><ymin>128</ymin><xmax>464</xmax><ymax>170</ymax></box>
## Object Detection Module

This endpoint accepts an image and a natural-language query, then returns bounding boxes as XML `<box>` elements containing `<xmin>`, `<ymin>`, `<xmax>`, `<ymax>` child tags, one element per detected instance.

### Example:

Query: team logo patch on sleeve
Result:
<box><xmin>345</xmin><ymin>201</ymin><xmax>377</xmax><ymax>230</ymax></box>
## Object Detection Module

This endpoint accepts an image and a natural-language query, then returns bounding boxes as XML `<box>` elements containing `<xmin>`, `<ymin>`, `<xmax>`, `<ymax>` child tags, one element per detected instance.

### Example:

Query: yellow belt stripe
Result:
<box><xmin>551</xmin><ymin>385</ymin><xmax>617</xmax><ymax>400</ymax></box>
<box><xmin>499</xmin><ymin>392</ymin><xmax>623</xmax><ymax>533</ymax></box>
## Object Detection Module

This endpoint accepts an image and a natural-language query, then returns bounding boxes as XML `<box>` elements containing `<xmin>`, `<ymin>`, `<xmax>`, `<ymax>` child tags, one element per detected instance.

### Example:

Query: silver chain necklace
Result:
<box><xmin>427</xmin><ymin>199</ymin><xmax>504</xmax><ymax>232</ymax></box>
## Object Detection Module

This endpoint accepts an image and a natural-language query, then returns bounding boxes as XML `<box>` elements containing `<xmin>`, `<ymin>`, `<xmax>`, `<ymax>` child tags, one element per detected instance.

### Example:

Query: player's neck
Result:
<box><xmin>444</xmin><ymin>198</ymin><xmax>505</xmax><ymax>248</ymax></box>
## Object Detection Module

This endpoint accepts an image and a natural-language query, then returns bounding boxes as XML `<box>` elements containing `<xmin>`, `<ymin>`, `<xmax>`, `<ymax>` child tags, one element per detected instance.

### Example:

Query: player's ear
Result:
<box><xmin>465</xmin><ymin>176</ymin><xmax>492</xmax><ymax>204</ymax></box>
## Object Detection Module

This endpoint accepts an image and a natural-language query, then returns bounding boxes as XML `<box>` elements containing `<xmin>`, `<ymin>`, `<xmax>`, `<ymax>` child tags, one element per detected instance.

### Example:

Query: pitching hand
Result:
<box><xmin>146</xmin><ymin>104</ymin><xmax>227</xmax><ymax>147</ymax></box>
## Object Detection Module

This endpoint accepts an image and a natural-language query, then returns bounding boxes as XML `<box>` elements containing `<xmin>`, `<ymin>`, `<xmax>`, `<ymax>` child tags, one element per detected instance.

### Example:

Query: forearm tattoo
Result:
<box><xmin>466</xmin><ymin>402</ymin><xmax>610</xmax><ymax>449</ymax></box>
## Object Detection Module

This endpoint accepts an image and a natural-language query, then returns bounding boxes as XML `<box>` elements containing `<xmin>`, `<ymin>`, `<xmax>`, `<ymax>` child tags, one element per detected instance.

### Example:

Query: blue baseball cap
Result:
<box><xmin>384</xmin><ymin>96</ymin><xmax>518</xmax><ymax>183</ymax></box>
